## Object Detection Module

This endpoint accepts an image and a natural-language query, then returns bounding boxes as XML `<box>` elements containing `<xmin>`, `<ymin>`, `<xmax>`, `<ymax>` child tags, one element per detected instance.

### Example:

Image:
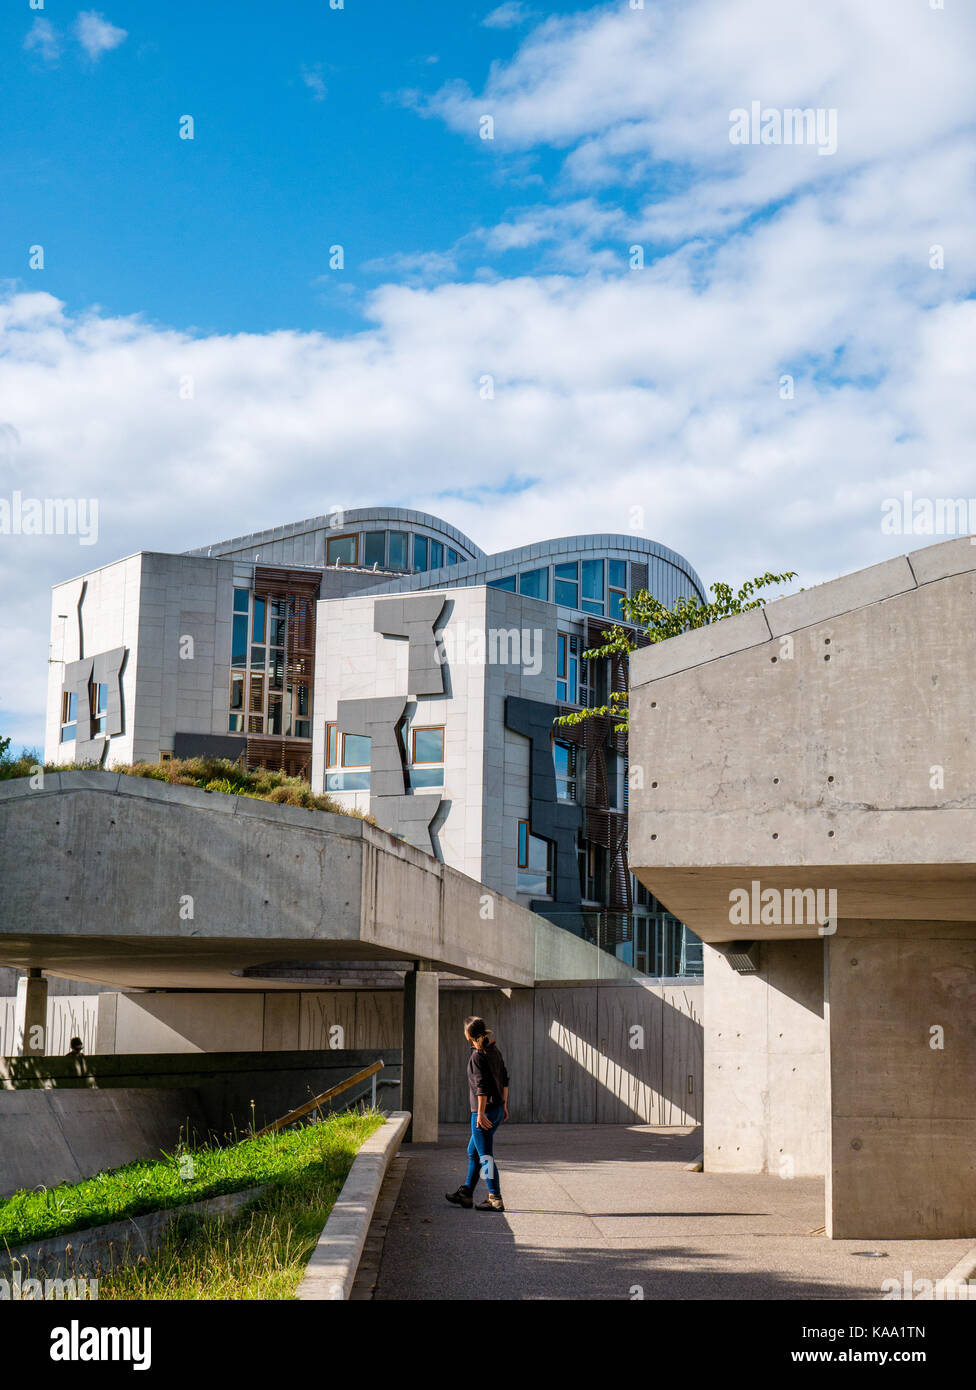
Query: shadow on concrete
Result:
<box><xmin>370</xmin><ymin>1126</ymin><xmax>875</xmax><ymax>1302</ymax></box>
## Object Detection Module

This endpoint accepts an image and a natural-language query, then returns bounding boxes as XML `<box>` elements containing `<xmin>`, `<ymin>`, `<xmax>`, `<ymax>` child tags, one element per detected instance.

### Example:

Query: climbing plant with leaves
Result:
<box><xmin>555</xmin><ymin>571</ymin><xmax>798</xmax><ymax>733</ymax></box>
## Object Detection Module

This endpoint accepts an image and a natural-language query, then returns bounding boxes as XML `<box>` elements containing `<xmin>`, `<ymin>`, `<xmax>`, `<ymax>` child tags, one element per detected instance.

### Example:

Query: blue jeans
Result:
<box><xmin>464</xmin><ymin>1104</ymin><xmax>504</xmax><ymax>1196</ymax></box>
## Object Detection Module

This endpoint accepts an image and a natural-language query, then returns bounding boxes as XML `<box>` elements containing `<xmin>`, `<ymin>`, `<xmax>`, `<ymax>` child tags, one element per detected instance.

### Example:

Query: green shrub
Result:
<box><xmin>0</xmin><ymin>754</ymin><xmax>373</xmax><ymax>823</ymax></box>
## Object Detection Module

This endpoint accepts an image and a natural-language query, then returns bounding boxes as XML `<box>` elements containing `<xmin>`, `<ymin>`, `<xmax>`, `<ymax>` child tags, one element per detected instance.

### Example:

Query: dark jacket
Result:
<box><xmin>467</xmin><ymin>1040</ymin><xmax>509</xmax><ymax>1111</ymax></box>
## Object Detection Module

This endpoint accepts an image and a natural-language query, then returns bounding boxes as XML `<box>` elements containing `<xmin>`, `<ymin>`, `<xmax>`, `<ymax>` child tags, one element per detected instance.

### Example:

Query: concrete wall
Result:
<box><xmin>46</xmin><ymin>554</ymin><xmax>143</xmax><ymax>765</ymax></box>
<box><xmin>315</xmin><ymin>584</ymin><xmax>560</xmax><ymax>899</ymax></box>
<box><xmin>627</xmin><ymin>537</ymin><xmax>976</xmax><ymax>1237</ymax></box>
<box><xmin>0</xmin><ymin>992</ymin><xmax>101</xmax><ymax>1057</ymax></box>
<box><xmin>45</xmin><ymin>551</ymin><xmax>256</xmax><ymax>767</ymax></box>
<box><xmin>0</xmin><ymin>1049</ymin><xmax>402</xmax><ymax>1197</ymax></box>
<box><xmin>1</xmin><ymin>772</ymin><xmax>595</xmax><ymax>990</ymax></box>
<box><xmin>826</xmin><ymin>920</ymin><xmax>976</xmax><ymax>1238</ymax></box>
<box><xmin>438</xmin><ymin>981</ymin><xmax>702</xmax><ymax>1126</ymax></box>
<box><xmin>0</xmin><ymin>980</ymin><xmax>703</xmax><ymax>1127</ymax></box>
<box><xmin>132</xmin><ymin>551</ymin><xmax>245</xmax><ymax>763</ymax></box>
<box><xmin>0</xmin><ymin>1086</ymin><xmax>208</xmax><ymax>1197</ymax></box>
<box><xmin>703</xmin><ymin>940</ymin><xmax>825</xmax><ymax>1178</ymax></box>
<box><xmin>483</xmin><ymin>587</ymin><xmax>560</xmax><ymax>905</ymax></box>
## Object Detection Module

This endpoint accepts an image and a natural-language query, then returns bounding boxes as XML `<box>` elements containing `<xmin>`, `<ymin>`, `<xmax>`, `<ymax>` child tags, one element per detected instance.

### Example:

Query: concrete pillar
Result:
<box><xmin>826</xmin><ymin>922</ymin><xmax>976</xmax><ymax>1239</ymax></box>
<box><xmin>703</xmin><ymin>940</ymin><xmax>826</xmax><ymax>1178</ymax></box>
<box><xmin>15</xmin><ymin>969</ymin><xmax>48</xmax><ymax>1057</ymax></box>
<box><xmin>402</xmin><ymin>962</ymin><xmax>439</xmax><ymax>1143</ymax></box>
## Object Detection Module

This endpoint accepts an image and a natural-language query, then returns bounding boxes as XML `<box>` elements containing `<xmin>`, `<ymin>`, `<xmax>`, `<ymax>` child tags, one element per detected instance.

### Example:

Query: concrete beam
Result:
<box><xmin>0</xmin><ymin>773</ymin><xmax>619</xmax><ymax>991</ymax></box>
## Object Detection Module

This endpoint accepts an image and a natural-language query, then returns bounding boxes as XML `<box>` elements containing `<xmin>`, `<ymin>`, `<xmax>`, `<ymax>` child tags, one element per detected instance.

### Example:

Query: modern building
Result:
<box><xmin>46</xmin><ymin>506</ymin><xmax>706</xmax><ymax>974</ymax></box>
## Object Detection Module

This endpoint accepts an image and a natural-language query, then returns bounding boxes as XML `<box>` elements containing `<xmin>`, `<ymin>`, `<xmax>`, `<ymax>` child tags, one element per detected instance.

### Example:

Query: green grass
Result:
<box><xmin>0</xmin><ymin>753</ymin><xmax>372</xmax><ymax>820</ymax></box>
<box><xmin>0</xmin><ymin>1110</ymin><xmax>383</xmax><ymax>1250</ymax></box>
<box><xmin>98</xmin><ymin>1117</ymin><xmax>380</xmax><ymax>1300</ymax></box>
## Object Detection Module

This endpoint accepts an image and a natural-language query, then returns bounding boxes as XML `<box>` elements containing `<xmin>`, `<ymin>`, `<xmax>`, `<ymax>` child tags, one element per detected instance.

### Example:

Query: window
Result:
<box><xmin>488</xmin><ymin>575</ymin><xmax>516</xmax><ymax>591</ymax></box>
<box><xmin>554</xmin><ymin>562</ymin><xmax>579</xmax><ymax>608</ymax></box>
<box><xmin>229</xmin><ymin>590</ymin><xmax>313</xmax><ymax>745</ymax></box>
<box><xmin>413</xmin><ymin>534</ymin><xmax>429</xmax><ymax>571</ymax></box>
<box><xmin>608</xmin><ymin>559</ymin><xmax>627</xmax><ymax>621</ymax></box>
<box><xmin>363</xmin><ymin>532</ymin><xmax>386</xmax><ymax>568</ymax></box>
<box><xmin>519</xmin><ymin>567</ymin><xmax>548</xmax><ymax>600</ymax></box>
<box><xmin>409</xmin><ymin>725</ymin><xmax>445</xmax><ymax>788</ymax></box>
<box><xmin>517</xmin><ymin>820</ymin><xmax>552</xmax><ymax>897</ymax></box>
<box><xmin>248</xmin><ymin>673</ymin><xmax>265</xmax><ymax>734</ymax></box>
<box><xmin>232</xmin><ymin>613</ymin><xmax>249</xmax><ymax>666</ymax></box>
<box><xmin>343</xmin><ymin>733</ymin><xmax>371</xmax><ymax>766</ymax></box>
<box><xmin>327</xmin><ymin>534</ymin><xmax>358</xmax><ymax>566</ymax></box>
<box><xmin>606</xmin><ymin>748</ymin><xmax>626</xmax><ymax>810</ymax></box>
<box><xmin>579</xmin><ymin>839</ymin><xmax>604</xmax><ymax>902</ymax></box>
<box><xmin>556</xmin><ymin>633</ymin><xmax>580</xmax><ymax>704</ymax></box>
<box><xmin>388</xmin><ymin>532</ymin><xmax>408</xmax><ymax>569</ymax></box>
<box><xmin>325</xmin><ymin>722</ymin><xmax>337</xmax><ymax>768</ymax></box>
<box><xmin>412</xmin><ymin>726</ymin><xmax>444</xmax><ymax>763</ymax></box>
<box><xmin>160</xmin><ymin>750</ymin><xmax>174</xmax><ymax>762</ymax></box>
<box><xmin>326</xmin><ymin>731</ymin><xmax>371</xmax><ymax>792</ymax></box>
<box><xmin>447</xmin><ymin>548</ymin><xmax>459</xmax><ymax>565</ymax></box>
<box><xmin>90</xmin><ymin>680</ymin><xmax>109</xmax><ymax>736</ymax></box>
<box><xmin>60</xmin><ymin>691</ymin><xmax>78</xmax><ymax>742</ymax></box>
<box><xmin>581</xmin><ymin>558</ymin><xmax>604</xmax><ymax>615</ymax></box>
<box><xmin>286</xmin><ymin>683</ymin><xmax>311</xmax><ymax>739</ymax></box>
<box><xmin>429</xmin><ymin>539</ymin><xmax>443</xmax><ymax>569</ymax></box>
<box><xmin>553</xmin><ymin>740</ymin><xmax>577</xmax><ymax>801</ymax></box>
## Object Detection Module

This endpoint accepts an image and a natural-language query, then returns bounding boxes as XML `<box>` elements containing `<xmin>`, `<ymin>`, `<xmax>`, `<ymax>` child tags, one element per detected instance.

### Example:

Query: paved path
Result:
<box><xmin>365</xmin><ymin>1125</ymin><xmax>974</xmax><ymax>1301</ymax></box>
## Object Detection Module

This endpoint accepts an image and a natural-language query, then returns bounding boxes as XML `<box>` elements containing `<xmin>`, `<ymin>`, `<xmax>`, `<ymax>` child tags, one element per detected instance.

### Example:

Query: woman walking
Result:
<box><xmin>445</xmin><ymin>1015</ymin><xmax>509</xmax><ymax>1212</ymax></box>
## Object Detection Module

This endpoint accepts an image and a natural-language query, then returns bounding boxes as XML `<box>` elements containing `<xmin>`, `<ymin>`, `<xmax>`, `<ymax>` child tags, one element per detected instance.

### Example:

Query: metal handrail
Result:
<box><xmin>255</xmin><ymin>1059</ymin><xmax>384</xmax><ymax>1136</ymax></box>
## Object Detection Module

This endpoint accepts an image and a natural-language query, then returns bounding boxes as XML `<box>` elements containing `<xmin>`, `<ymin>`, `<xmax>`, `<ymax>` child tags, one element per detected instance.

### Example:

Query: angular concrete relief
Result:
<box><xmin>506</xmin><ymin>695</ymin><xmax>582</xmax><ymax>910</ymax></box>
<box><xmin>336</xmin><ymin>693</ymin><xmax>443</xmax><ymax>855</ymax></box>
<box><xmin>62</xmin><ymin>647</ymin><xmax>127</xmax><ymax>765</ymax></box>
<box><xmin>336</xmin><ymin>696</ymin><xmax>408</xmax><ymax>799</ymax></box>
<box><xmin>373</xmin><ymin>595</ymin><xmax>447</xmax><ymax>697</ymax></box>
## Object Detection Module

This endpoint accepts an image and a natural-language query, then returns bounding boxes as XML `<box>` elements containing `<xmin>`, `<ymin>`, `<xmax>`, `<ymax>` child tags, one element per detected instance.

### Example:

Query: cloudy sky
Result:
<box><xmin>2</xmin><ymin>1</ymin><xmax>975</xmax><ymax>749</ymax></box>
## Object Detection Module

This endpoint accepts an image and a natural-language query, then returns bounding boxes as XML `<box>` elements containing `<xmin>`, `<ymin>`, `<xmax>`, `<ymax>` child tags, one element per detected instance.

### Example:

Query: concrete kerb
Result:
<box><xmin>1</xmin><ymin>1184</ymin><xmax>268</xmax><ymax>1281</ymax></box>
<box><xmin>297</xmin><ymin>1111</ymin><xmax>411</xmax><ymax>1301</ymax></box>
<box><xmin>921</xmin><ymin>1244</ymin><xmax>976</xmax><ymax>1301</ymax></box>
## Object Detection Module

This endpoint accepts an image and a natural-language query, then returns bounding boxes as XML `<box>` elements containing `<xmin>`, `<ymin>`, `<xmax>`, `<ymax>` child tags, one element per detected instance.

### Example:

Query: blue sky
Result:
<box><xmin>2</xmin><ymin>2</ymin><xmax>591</xmax><ymax>335</ymax></box>
<box><xmin>2</xmin><ymin>0</ymin><xmax>976</xmax><ymax>749</ymax></box>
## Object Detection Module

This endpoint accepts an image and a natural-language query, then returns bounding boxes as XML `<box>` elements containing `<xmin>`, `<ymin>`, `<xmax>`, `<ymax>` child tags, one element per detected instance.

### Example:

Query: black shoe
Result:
<box><xmin>475</xmin><ymin>1195</ymin><xmax>505</xmax><ymax>1212</ymax></box>
<box><xmin>445</xmin><ymin>1186</ymin><xmax>473</xmax><ymax>1208</ymax></box>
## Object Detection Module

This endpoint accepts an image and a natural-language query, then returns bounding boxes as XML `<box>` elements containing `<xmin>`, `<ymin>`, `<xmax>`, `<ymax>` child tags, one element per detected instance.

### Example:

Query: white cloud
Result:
<box><xmin>24</xmin><ymin>18</ymin><xmax>62</xmax><ymax>65</ymax></box>
<box><xmin>4</xmin><ymin>0</ymin><xmax>976</xmax><ymax>748</ymax></box>
<box><xmin>302</xmin><ymin>64</ymin><xmax>327</xmax><ymax>102</ymax></box>
<box><xmin>423</xmin><ymin>0</ymin><xmax>976</xmax><ymax>241</ymax></box>
<box><xmin>74</xmin><ymin>11</ymin><xmax>128</xmax><ymax>62</ymax></box>
<box><xmin>482</xmin><ymin>3</ymin><xmax>535</xmax><ymax>29</ymax></box>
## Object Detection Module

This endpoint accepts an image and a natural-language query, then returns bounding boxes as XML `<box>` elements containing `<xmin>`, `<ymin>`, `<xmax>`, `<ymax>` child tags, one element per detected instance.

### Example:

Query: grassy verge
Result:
<box><xmin>0</xmin><ymin>1110</ymin><xmax>383</xmax><ymax>1249</ymax></box>
<box><xmin>0</xmin><ymin>753</ymin><xmax>373</xmax><ymax>820</ymax></box>
<box><xmin>98</xmin><ymin>1113</ymin><xmax>380</xmax><ymax>1300</ymax></box>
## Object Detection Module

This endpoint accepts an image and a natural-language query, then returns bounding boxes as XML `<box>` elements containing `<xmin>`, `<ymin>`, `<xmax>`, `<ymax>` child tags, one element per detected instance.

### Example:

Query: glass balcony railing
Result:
<box><xmin>533</xmin><ymin>908</ymin><xmax>704</xmax><ymax>979</ymax></box>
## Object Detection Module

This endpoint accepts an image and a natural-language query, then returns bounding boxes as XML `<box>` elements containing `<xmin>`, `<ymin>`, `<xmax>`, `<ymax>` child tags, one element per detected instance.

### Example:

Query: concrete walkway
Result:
<box><xmin>364</xmin><ymin>1125</ymin><xmax>974</xmax><ymax>1300</ymax></box>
